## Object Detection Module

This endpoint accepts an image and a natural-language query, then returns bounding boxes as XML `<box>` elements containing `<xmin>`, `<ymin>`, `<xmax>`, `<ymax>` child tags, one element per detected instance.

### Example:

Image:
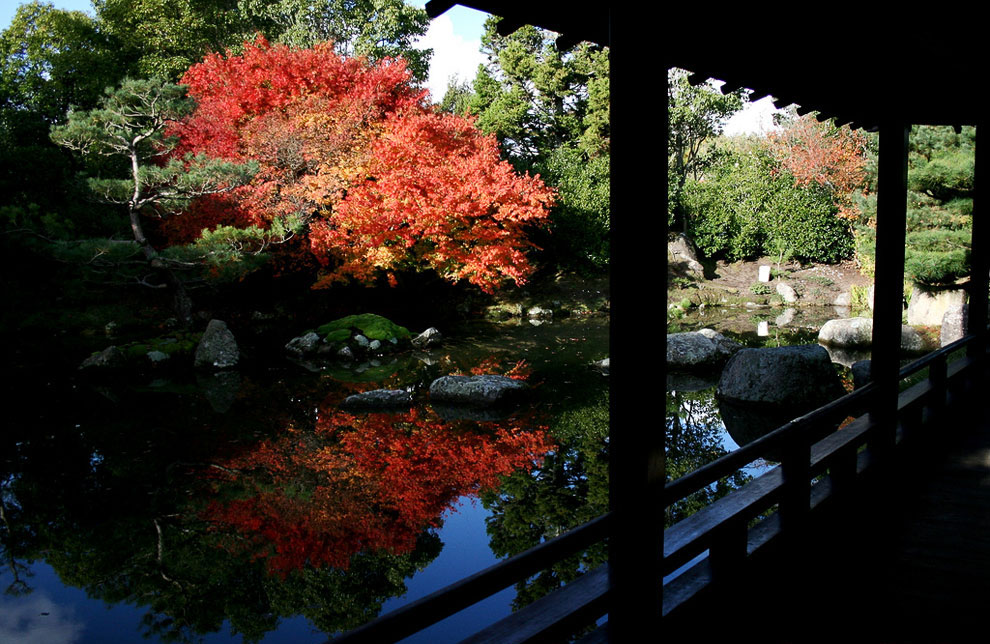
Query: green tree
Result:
<box><xmin>50</xmin><ymin>78</ymin><xmax>257</xmax><ymax>324</ymax></box>
<box><xmin>667</xmin><ymin>67</ymin><xmax>746</xmax><ymax>231</ymax></box>
<box><xmin>1</xmin><ymin>1</ymin><xmax>128</xmax><ymax>238</ymax></box>
<box><xmin>449</xmin><ymin>17</ymin><xmax>610</xmax><ymax>271</ymax></box>
<box><xmin>237</xmin><ymin>0</ymin><xmax>432</xmax><ymax>82</ymax></box>
<box><xmin>93</xmin><ymin>0</ymin><xmax>433</xmax><ymax>82</ymax></box>
<box><xmin>682</xmin><ymin>142</ymin><xmax>853</xmax><ymax>264</ymax></box>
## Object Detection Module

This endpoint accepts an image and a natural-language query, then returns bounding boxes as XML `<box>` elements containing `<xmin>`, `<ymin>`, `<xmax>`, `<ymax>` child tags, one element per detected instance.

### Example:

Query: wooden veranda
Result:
<box><xmin>330</xmin><ymin>4</ymin><xmax>986</xmax><ymax>642</ymax></box>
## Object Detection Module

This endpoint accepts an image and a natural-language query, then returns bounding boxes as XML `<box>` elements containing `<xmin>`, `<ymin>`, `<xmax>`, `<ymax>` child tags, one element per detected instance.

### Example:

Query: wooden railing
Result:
<box><xmin>663</xmin><ymin>331</ymin><xmax>986</xmax><ymax>620</ymax></box>
<box><xmin>329</xmin><ymin>332</ymin><xmax>986</xmax><ymax>643</ymax></box>
<box><xmin>330</xmin><ymin>512</ymin><xmax>612</xmax><ymax>643</ymax></box>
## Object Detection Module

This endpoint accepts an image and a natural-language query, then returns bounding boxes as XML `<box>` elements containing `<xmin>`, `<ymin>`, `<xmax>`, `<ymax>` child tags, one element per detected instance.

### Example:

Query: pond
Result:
<box><xmin>665</xmin><ymin>305</ymin><xmax>872</xmax><ymax>528</ymax></box>
<box><xmin>1</xmin><ymin>315</ymin><xmax>609</xmax><ymax>644</ymax></box>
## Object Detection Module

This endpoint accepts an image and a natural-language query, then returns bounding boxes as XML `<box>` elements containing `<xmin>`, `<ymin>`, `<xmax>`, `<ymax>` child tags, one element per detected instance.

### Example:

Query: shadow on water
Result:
<box><xmin>1</xmin><ymin>316</ymin><xmax>609</xmax><ymax>643</ymax></box>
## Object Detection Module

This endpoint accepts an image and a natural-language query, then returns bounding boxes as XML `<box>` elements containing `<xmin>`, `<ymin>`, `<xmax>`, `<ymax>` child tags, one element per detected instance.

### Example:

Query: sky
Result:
<box><xmin>1</xmin><ymin>0</ymin><xmax>777</xmax><ymax>133</ymax></box>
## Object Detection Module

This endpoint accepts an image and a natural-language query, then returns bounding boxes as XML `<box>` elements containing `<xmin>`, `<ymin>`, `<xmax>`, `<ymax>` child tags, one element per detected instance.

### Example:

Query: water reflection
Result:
<box><xmin>2</xmin><ymin>317</ymin><xmax>609</xmax><ymax>643</ymax></box>
<box><xmin>200</xmin><ymin>407</ymin><xmax>554</xmax><ymax>577</ymax></box>
<box><xmin>665</xmin><ymin>388</ymin><xmax>752</xmax><ymax>527</ymax></box>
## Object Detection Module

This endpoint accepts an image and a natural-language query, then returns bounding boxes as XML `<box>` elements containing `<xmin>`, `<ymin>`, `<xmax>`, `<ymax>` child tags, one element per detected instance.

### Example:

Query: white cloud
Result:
<box><xmin>413</xmin><ymin>13</ymin><xmax>486</xmax><ymax>103</ymax></box>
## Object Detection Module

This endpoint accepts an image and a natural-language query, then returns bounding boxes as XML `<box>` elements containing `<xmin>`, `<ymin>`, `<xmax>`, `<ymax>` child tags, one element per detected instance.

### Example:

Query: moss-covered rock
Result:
<box><xmin>316</xmin><ymin>314</ymin><xmax>411</xmax><ymax>343</ymax></box>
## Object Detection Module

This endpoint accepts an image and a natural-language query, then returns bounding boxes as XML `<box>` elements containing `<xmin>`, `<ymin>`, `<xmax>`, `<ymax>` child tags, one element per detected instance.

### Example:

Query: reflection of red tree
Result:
<box><xmin>201</xmin><ymin>408</ymin><xmax>553</xmax><ymax>575</ymax></box>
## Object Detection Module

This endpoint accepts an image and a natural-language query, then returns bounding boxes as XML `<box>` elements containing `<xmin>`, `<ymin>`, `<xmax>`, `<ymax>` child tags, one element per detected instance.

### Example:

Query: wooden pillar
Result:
<box><xmin>967</xmin><ymin>124</ymin><xmax>988</xmax><ymax>359</ymax></box>
<box><xmin>608</xmin><ymin>12</ymin><xmax>663</xmax><ymax>640</ymax></box>
<box><xmin>869</xmin><ymin>122</ymin><xmax>910</xmax><ymax>453</ymax></box>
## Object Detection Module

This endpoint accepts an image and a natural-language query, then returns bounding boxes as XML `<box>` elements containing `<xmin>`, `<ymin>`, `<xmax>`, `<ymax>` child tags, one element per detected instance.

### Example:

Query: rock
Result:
<box><xmin>667</xmin><ymin>329</ymin><xmax>742</xmax><ymax>371</ymax></box>
<box><xmin>851</xmin><ymin>359</ymin><xmax>872</xmax><ymax>390</ymax></box>
<box><xmin>776</xmin><ymin>282</ymin><xmax>798</xmax><ymax>303</ymax></box>
<box><xmin>717</xmin><ymin>344</ymin><xmax>846</xmax><ymax>409</ymax></box>
<box><xmin>941</xmin><ymin>301</ymin><xmax>969</xmax><ymax>346</ymax></box>
<box><xmin>354</xmin><ymin>334</ymin><xmax>370</xmax><ymax>348</ymax></box>
<box><xmin>591</xmin><ymin>357</ymin><xmax>609</xmax><ymax>376</ymax></box>
<box><xmin>899</xmin><ymin>325</ymin><xmax>925</xmax><ymax>354</ymax></box>
<box><xmin>833</xmin><ymin>292</ymin><xmax>852</xmax><ymax>307</ymax></box>
<box><xmin>668</xmin><ymin>233</ymin><xmax>705</xmax><ymax>277</ymax></box>
<box><xmin>341</xmin><ymin>389</ymin><xmax>414</xmax><ymax>410</ymax></box>
<box><xmin>758</xmin><ymin>265</ymin><xmax>771</xmax><ymax>282</ymax></box>
<box><xmin>868</xmin><ymin>285</ymin><xmax>875</xmax><ymax>310</ymax></box>
<box><xmin>818</xmin><ymin>317</ymin><xmax>873</xmax><ymax>348</ymax></box>
<box><xmin>147</xmin><ymin>350</ymin><xmax>169</xmax><ymax>363</ymax></box>
<box><xmin>411</xmin><ymin>327</ymin><xmax>443</xmax><ymax>349</ymax></box>
<box><xmin>194</xmin><ymin>319</ymin><xmax>239</xmax><ymax>369</ymax></box>
<box><xmin>369</xmin><ymin>339</ymin><xmax>381</xmax><ymax>351</ymax></box>
<box><xmin>285</xmin><ymin>332</ymin><xmax>321</xmax><ymax>358</ymax></box>
<box><xmin>818</xmin><ymin>317</ymin><xmax>926</xmax><ymax>355</ymax></box>
<box><xmin>907</xmin><ymin>286</ymin><xmax>967</xmax><ymax>326</ymax></box>
<box><xmin>429</xmin><ymin>375</ymin><xmax>529</xmax><ymax>407</ymax></box>
<box><xmin>527</xmin><ymin>306</ymin><xmax>553</xmax><ymax>318</ymax></box>
<box><xmin>79</xmin><ymin>345</ymin><xmax>125</xmax><ymax>371</ymax></box>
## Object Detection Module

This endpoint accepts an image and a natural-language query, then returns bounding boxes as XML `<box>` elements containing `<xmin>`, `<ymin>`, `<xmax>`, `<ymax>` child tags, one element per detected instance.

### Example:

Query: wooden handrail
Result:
<box><xmin>328</xmin><ymin>327</ymin><xmax>987</xmax><ymax>642</ymax></box>
<box><xmin>330</xmin><ymin>513</ymin><xmax>612</xmax><ymax>643</ymax></box>
<box><xmin>663</xmin><ymin>329</ymin><xmax>987</xmax><ymax>621</ymax></box>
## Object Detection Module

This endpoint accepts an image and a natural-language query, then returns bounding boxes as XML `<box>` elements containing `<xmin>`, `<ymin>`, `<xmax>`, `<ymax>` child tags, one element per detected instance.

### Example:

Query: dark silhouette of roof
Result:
<box><xmin>425</xmin><ymin>2</ymin><xmax>985</xmax><ymax>130</ymax></box>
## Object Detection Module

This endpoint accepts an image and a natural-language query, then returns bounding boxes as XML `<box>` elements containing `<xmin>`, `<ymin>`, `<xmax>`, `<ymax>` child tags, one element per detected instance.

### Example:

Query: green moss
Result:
<box><xmin>324</xmin><ymin>328</ymin><xmax>352</xmax><ymax>344</ymax></box>
<box><xmin>315</xmin><ymin>314</ymin><xmax>411</xmax><ymax>342</ymax></box>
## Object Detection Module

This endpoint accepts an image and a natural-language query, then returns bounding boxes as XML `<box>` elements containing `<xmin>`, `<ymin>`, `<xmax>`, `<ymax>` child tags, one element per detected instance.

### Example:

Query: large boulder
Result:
<box><xmin>667</xmin><ymin>329</ymin><xmax>742</xmax><ymax>371</ymax></box>
<box><xmin>717</xmin><ymin>344</ymin><xmax>846</xmax><ymax>455</ymax></box>
<box><xmin>668</xmin><ymin>233</ymin><xmax>705</xmax><ymax>278</ymax></box>
<box><xmin>817</xmin><ymin>317</ymin><xmax>926</xmax><ymax>355</ymax></box>
<box><xmin>194</xmin><ymin>320</ymin><xmax>239</xmax><ymax>369</ymax></box>
<box><xmin>907</xmin><ymin>286</ymin><xmax>967</xmax><ymax>326</ymax></box>
<box><xmin>717</xmin><ymin>344</ymin><xmax>845</xmax><ymax>409</ymax></box>
<box><xmin>818</xmin><ymin>317</ymin><xmax>873</xmax><ymax>348</ymax></box>
<box><xmin>429</xmin><ymin>375</ymin><xmax>529</xmax><ymax>407</ymax></box>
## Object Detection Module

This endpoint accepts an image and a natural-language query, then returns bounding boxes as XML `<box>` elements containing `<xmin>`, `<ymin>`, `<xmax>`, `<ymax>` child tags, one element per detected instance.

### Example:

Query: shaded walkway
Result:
<box><xmin>671</xmin><ymin>365</ymin><xmax>990</xmax><ymax>641</ymax></box>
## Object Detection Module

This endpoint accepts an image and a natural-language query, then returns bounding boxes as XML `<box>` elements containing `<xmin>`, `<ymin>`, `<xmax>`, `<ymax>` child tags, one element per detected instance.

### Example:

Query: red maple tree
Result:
<box><xmin>766</xmin><ymin>114</ymin><xmax>869</xmax><ymax>220</ymax></box>
<box><xmin>169</xmin><ymin>38</ymin><xmax>554</xmax><ymax>292</ymax></box>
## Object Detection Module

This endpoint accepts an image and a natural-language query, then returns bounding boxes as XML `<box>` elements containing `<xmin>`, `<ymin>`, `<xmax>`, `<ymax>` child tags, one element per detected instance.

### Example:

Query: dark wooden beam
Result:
<box><xmin>870</xmin><ymin>122</ymin><xmax>910</xmax><ymax>454</ymax></box>
<box><xmin>967</xmin><ymin>123</ymin><xmax>988</xmax><ymax>358</ymax></box>
<box><xmin>609</xmin><ymin>15</ymin><xmax>661</xmax><ymax>640</ymax></box>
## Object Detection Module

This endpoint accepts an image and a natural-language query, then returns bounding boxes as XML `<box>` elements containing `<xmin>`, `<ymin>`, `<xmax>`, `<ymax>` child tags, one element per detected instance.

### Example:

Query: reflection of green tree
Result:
<box><xmin>665</xmin><ymin>388</ymin><xmax>750</xmax><ymax>528</ymax></box>
<box><xmin>481</xmin><ymin>378</ymin><xmax>609</xmax><ymax>612</ymax></box>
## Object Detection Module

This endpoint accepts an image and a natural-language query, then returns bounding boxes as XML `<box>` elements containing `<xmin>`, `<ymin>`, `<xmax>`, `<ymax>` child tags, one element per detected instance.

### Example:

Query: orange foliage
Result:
<box><xmin>767</xmin><ymin>115</ymin><xmax>869</xmax><ymax>220</ymax></box>
<box><xmin>169</xmin><ymin>38</ymin><xmax>553</xmax><ymax>291</ymax></box>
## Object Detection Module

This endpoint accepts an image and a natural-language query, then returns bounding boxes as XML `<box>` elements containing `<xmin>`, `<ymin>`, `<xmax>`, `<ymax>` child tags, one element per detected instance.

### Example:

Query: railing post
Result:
<box><xmin>869</xmin><ymin>120</ymin><xmax>910</xmax><ymax>460</ymax></box>
<box><xmin>780</xmin><ymin>431</ymin><xmax>811</xmax><ymax>530</ymax></box>
<box><xmin>709</xmin><ymin>521</ymin><xmax>748</xmax><ymax>580</ymax></box>
<box><xmin>927</xmin><ymin>353</ymin><xmax>948</xmax><ymax>426</ymax></box>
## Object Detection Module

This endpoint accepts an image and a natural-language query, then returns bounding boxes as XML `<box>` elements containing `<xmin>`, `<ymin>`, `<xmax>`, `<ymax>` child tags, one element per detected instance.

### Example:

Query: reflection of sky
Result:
<box><xmin>0</xmin><ymin>561</ymin><xmax>325</xmax><ymax>643</ymax></box>
<box><xmin>380</xmin><ymin>496</ymin><xmax>513</xmax><ymax>643</ymax></box>
<box><xmin>0</xmin><ymin>589</ymin><xmax>83</xmax><ymax>644</ymax></box>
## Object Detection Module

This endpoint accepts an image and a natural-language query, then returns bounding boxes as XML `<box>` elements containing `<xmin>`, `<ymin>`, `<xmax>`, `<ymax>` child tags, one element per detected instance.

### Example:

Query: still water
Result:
<box><xmin>665</xmin><ymin>306</ymin><xmax>871</xmax><ymax>528</ymax></box>
<box><xmin>1</xmin><ymin>316</ymin><xmax>609</xmax><ymax>643</ymax></box>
